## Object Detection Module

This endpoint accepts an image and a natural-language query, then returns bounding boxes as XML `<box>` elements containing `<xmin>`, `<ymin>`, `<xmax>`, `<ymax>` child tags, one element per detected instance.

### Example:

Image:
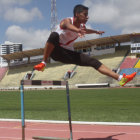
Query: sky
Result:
<box><xmin>0</xmin><ymin>0</ymin><xmax>140</xmax><ymax>50</ymax></box>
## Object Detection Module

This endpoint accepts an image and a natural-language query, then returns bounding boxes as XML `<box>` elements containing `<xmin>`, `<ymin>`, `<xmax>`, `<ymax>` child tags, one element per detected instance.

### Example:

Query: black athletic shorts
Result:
<box><xmin>47</xmin><ymin>32</ymin><xmax>102</xmax><ymax>70</ymax></box>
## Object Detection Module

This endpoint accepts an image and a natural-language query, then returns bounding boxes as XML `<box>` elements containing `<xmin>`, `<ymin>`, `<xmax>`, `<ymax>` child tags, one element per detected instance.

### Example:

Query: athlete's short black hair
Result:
<box><xmin>73</xmin><ymin>4</ymin><xmax>88</xmax><ymax>17</ymax></box>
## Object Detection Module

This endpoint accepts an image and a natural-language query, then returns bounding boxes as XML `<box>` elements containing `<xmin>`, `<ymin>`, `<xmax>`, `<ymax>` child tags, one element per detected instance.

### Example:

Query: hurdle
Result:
<box><xmin>20</xmin><ymin>80</ymin><xmax>73</xmax><ymax>140</ymax></box>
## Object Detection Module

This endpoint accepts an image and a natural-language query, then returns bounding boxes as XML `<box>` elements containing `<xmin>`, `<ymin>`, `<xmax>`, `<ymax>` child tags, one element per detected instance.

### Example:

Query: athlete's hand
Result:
<box><xmin>78</xmin><ymin>28</ymin><xmax>86</xmax><ymax>38</ymax></box>
<box><xmin>96</xmin><ymin>31</ymin><xmax>105</xmax><ymax>35</ymax></box>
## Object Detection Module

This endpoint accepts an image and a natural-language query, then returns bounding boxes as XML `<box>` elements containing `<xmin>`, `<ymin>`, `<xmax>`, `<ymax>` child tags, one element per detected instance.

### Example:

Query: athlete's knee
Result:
<box><xmin>47</xmin><ymin>32</ymin><xmax>59</xmax><ymax>46</ymax></box>
<box><xmin>49</xmin><ymin>32</ymin><xmax>59</xmax><ymax>39</ymax></box>
<box><xmin>94</xmin><ymin>61</ymin><xmax>102</xmax><ymax>70</ymax></box>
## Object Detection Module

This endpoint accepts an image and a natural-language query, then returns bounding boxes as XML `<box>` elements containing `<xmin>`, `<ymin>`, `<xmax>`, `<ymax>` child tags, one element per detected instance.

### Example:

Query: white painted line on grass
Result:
<box><xmin>0</xmin><ymin>118</ymin><xmax>140</xmax><ymax>126</ymax></box>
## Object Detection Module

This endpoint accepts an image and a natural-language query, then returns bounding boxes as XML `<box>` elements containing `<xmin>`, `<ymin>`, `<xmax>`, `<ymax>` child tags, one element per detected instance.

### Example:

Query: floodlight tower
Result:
<box><xmin>51</xmin><ymin>0</ymin><xmax>57</xmax><ymax>32</ymax></box>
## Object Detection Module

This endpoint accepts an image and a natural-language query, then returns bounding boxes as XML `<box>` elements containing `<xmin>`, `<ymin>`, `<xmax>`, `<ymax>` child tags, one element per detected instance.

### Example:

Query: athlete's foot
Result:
<box><xmin>34</xmin><ymin>62</ymin><xmax>46</xmax><ymax>72</ymax></box>
<box><xmin>119</xmin><ymin>72</ymin><xmax>137</xmax><ymax>86</ymax></box>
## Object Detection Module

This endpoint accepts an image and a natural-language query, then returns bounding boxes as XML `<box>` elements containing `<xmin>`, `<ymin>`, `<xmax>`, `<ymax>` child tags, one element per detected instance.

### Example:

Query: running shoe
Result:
<box><xmin>119</xmin><ymin>72</ymin><xmax>137</xmax><ymax>86</ymax></box>
<box><xmin>34</xmin><ymin>62</ymin><xmax>45</xmax><ymax>72</ymax></box>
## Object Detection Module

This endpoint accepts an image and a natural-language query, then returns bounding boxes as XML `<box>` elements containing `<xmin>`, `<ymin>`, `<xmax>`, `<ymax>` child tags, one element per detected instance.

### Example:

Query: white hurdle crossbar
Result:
<box><xmin>21</xmin><ymin>80</ymin><xmax>67</xmax><ymax>86</ymax></box>
<box><xmin>20</xmin><ymin>80</ymin><xmax>73</xmax><ymax>140</ymax></box>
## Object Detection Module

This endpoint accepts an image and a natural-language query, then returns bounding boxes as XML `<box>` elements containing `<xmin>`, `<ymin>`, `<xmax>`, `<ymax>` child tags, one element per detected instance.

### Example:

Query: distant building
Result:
<box><xmin>0</xmin><ymin>41</ymin><xmax>22</xmax><ymax>67</ymax></box>
<box><xmin>131</xmin><ymin>35</ymin><xmax>140</xmax><ymax>54</ymax></box>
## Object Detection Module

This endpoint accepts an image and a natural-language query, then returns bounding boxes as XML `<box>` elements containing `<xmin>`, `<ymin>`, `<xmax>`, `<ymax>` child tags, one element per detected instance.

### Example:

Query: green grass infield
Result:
<box><xmin>0</xmin><ymin>88</ymin><xmax>140</xmax><ymax>122</ymax></box>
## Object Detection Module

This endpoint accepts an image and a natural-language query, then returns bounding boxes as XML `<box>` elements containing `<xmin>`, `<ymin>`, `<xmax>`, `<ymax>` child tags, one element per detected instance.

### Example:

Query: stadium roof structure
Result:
<box><xmin>74</xmin><ymin>32</ymin><xmax>140</xmax><ymax>49</ymax></box>
<box><xmin>0</xmin><ymin>48</ymin><xmax>44</xmax><ymax>61</ymax></box>
<box><xmin>1</xmin><ymin>32</ymin><xmax>140</xmax><ymax>61</ymax></box>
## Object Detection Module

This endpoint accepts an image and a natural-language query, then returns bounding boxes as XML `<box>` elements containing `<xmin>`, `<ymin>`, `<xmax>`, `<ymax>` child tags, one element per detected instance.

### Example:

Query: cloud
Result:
<box><xmin>83</xmin><ymin>0</ymin><xmax>140</xmax><ymax>34</ymax></box>
<box><xmin>87</xmin><ymin>2</ymin><xmax>119</xmax><ymax>24</ymax></box>
<box><xmin>83</xmin><ymin>0</ymin><xmax>120</xmax><ymax>24</ymax></box>
<box><xmin>5</xmin><ymin>25</ymin><xmax>50</xmax><ymax>50</ymax></box>
<box><xmin>122</xmin><ymin>27</ymin><xmax>140</xmax><ymax>34</ymax></box>
<box><xmin>0</xmin><ymin>0</ymin><xmax>31</xmax><ymax>14</ymax></box>
<box><xmin>5</xmin><ymin>24</ymin><xmax>99</xmax><ymax>50</ymax></box>
<box><xmin>4</xmin><ymin>7</ymin><xmax>43</xmax><ymax>23</ymax></box>
<box><xmin>0</xmin><ymin>0</ymin><xmax>43</xmax><ymax>23</ymax></box>
<box><xmin>0</xmin><ymin>0</ymin><xmax>31</xmax><ymax>6</ymax></box>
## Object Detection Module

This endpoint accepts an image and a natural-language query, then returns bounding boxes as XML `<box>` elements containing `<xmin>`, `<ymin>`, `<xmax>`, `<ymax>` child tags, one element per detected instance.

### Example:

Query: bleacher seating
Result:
<box><xmin>118</xmin><ymin>55</ymin><xmax>140</xmax><ymax>78</ymax></box>
<box><xmin>119</xmin><ymin>68</ymin><xmax>140</xmax><ymax>75</ymax></box>
<box><xmin>134</xmin><ymin>59</ymin><xmax>140</xmax><ymax>68</ymax></box>
<box><xmin>0</xmin><ymin>67</ymin><xmax>8</xmax><ymax>81</ymax></box>
<box><xmin>120</xmin><ymin>57</ymin><xmax>138</xmax><ymax>69</ymax></box>
<box><xmin>0</xmin><ymin>63</ymin><xmax>76</xmax><ymax>87</ymax></box>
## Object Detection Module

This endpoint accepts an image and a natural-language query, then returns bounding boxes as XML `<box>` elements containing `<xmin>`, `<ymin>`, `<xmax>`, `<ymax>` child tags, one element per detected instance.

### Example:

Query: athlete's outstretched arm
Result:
<box><xmin>81</xmin><ymin>25</ymin><xmax>104</xmax><ymax>35</ymax></box>
<box><xmin>86</xmin><ymin>28</ymin><xmax>105</xmax><ymax>35</ymax></box>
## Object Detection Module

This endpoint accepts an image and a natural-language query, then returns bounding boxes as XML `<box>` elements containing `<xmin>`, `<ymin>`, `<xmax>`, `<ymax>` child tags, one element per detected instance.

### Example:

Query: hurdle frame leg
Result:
<box><xmin>20</xmin><ymin>82</ymin><xmax>25</xmax><ymax>140</ymax></box>
<box><xmin>66</xmin><ymin>81</ymin><xmax>73</xmax><ymax>140</ymax></box>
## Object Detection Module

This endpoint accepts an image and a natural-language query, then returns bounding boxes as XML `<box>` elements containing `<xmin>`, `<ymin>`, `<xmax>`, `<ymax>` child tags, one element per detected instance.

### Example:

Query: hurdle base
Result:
<box><xmin>32</xmin><ymin>136</ymin><xmax>70</xmax><ymax>140</ymax></box>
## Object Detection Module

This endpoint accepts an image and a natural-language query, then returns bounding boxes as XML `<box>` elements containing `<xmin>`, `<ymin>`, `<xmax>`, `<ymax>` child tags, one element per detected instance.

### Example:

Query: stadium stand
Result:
<box><xmin>117</xmin><ymin>53</ymin><xmax>140</xmax><ymax>86</ymax></box>
<box><xmin>118</xmin><ymin>53</ymin><xmax>140</xmax><ymax>74</ymax></box>
<box><xmin>120</xmin><ymin>56</ymin><xmax>138</xmax><ymax>69</ymax></box>
<box><xmin>0</xmin><ymin>67</ymin><xmax>8</xmax><ymax>81</ymax></box>
<box><xmin>0</xmin><ymin>49</ymin><xmax>128</xmax><ymax>88</ymax></box>
<box><xmin>0</xmin><ymin>63</ymin><xmax>76</xmax><ymax>88</ymax></box>
<box><xmin>0</xmin><ymin>64</ymin><xmax>34</xmax><ymax>88</ymax></box>
<box><xmin>119</xmin><ymin>68</ymin><xmax>140</xmax><ymax>75</ymax></box>
<box><xmin>134</xmin><ymin>59</ymin><xmax>140</xmax><ymax>68</ymax></box>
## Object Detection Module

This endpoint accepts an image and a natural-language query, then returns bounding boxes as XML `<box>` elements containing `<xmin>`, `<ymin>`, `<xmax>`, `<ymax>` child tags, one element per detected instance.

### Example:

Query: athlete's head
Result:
<box><xmin>73</xmin><ymin>4</ymin><xmax>89</xmax><ymax>23</ymax></box>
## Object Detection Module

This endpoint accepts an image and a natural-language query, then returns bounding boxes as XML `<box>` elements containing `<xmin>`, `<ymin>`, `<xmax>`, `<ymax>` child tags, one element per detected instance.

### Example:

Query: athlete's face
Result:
<box><xmin>77</xmin><ymin>10</ymin><xmax>89</xmax><ymax>24</ymax></box>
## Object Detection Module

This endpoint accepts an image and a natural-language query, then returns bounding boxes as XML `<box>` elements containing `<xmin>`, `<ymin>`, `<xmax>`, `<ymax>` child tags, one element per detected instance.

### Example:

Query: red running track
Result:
<box><xmin>0</xmin><ymin>121</ymin><xmax>140</xmax><ymax>140</ymax></box>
